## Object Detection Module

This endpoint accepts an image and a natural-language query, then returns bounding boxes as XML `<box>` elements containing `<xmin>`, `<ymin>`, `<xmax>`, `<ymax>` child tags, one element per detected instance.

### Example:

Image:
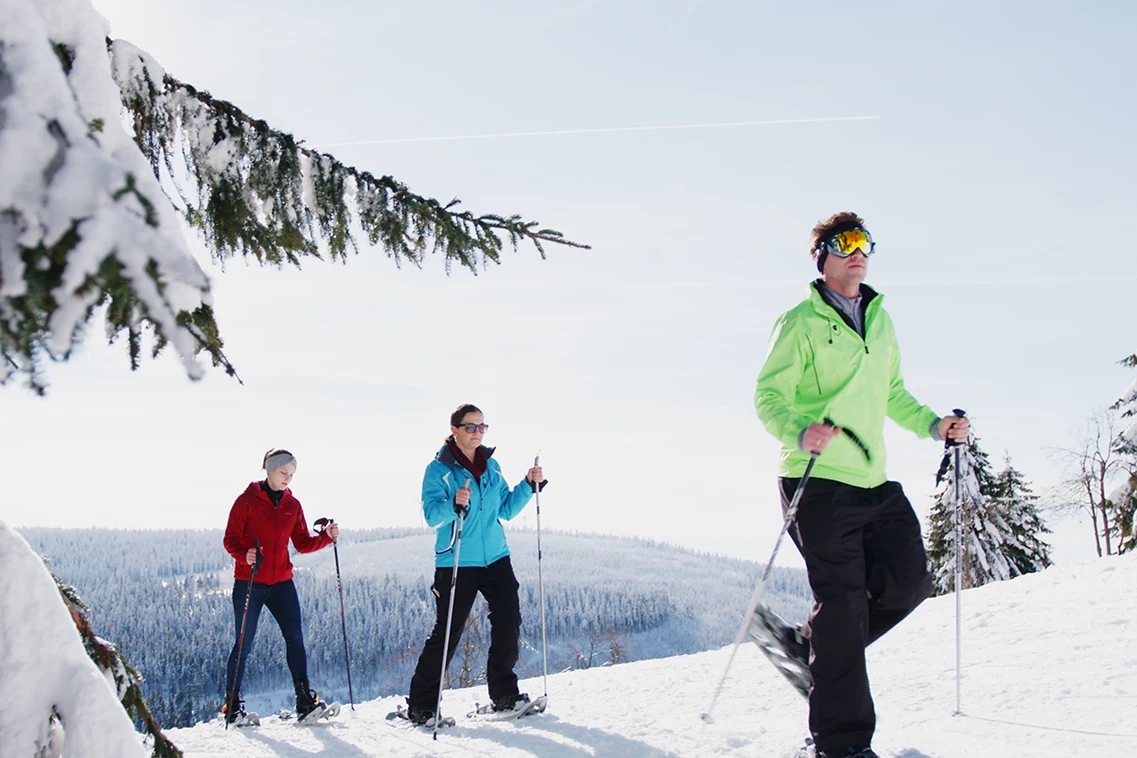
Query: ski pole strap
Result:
<box><xmin>935</xmin><ymin>409</ymin><xmax>967</xmax><ymax>485</ymax></box>
<box><xmin>823</xmin><ymin>417</ymin><xmax>871</xmax><ymax>462</ymax></box>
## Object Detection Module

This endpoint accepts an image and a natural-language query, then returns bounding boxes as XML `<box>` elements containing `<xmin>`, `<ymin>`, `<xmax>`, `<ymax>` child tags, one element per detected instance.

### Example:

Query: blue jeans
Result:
<box><xmin>225</xmin><ymin>579</ymin><xmax>308</xmax><ymax>694</ymax></box>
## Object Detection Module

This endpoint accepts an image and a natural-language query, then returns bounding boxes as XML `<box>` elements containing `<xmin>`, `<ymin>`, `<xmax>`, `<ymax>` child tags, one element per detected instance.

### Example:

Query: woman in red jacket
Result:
<box><xmin>222</xmin><ymin>448</ymin><xmax>339</xmax><ymax>724</ymax></box>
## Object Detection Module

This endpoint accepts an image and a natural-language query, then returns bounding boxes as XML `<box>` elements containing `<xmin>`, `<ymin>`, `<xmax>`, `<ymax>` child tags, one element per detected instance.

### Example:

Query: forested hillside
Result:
<box><xmin>22</xmin><ymin>527</ymin><xmax>810</xmax><ymax>727</ymax></box>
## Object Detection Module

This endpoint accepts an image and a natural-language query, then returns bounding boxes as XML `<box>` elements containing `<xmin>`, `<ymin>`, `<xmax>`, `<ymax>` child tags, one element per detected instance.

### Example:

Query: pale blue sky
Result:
<box><xmin>3</xmin><ymin>1</ymin><xmax>1135</xmax><ymax>567</ymax></box>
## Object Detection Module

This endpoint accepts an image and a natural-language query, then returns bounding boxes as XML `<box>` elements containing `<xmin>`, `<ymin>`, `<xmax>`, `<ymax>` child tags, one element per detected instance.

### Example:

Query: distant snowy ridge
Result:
<box><xmin>0</xmin><ymin>521</ymin><xmax>147</xmax><ymax>758</ymax></box>
<box><xmin>23</xmin><ymin>526</ymin><xmax>810</xmax><ymax>724</ymax></box>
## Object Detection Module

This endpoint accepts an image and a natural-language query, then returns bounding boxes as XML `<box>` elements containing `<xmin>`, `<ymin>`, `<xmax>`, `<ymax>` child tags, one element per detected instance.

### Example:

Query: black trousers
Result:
<box><xmin>780</xmin><ymin>477</ymin><xmax>934</xmax><ymax>753</ymax></box>
<box><xmin>407</xmin><ymin>555</ymin><xmax>522</xmax><ymax>710</ymax></box>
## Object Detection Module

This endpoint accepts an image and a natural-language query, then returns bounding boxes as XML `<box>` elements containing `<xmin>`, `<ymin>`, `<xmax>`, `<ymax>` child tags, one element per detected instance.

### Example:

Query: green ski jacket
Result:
<box><xmin>755</xmin><ymin>282</ymin><xmax>939</xmax><ymax>489</ymax></box>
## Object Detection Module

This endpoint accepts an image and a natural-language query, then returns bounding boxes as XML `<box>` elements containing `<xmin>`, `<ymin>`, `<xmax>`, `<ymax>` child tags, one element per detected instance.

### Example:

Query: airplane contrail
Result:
<box><xmin>310</xmin><ymin>115</ymin><xmax>881</xmax><ymax>148</ymax></box>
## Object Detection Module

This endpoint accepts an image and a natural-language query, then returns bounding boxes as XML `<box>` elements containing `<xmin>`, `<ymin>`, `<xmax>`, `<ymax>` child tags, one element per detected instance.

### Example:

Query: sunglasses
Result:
<box><xmin>456</xmin><ymin>423</ymin><xmax>490</xmax><ymax>433</ymax></box>
<box><xmin>824</xmin><ymin>228</ymin><xmax>875</xmax><ymax>258</ymax></box>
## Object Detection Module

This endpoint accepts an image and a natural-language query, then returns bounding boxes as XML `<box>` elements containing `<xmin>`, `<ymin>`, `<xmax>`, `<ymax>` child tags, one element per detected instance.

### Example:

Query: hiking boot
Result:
<box><xmin>492</xmin><ymin>692</ymin><xmax>531</xmax><ymax>712</ymax></box>
<box><xmin>407</xmin><ymin>704</ymin><xmax>437</xmax><ymax>725</ymax></box>
<box><xmin>294</xmin><ymin>679</ymin><xmax>325</xmax><ymax>719</ymax></box>
<box><xmin>222</xmin><ymin>692</ymin><xmax>257</xmax><ymax>726</ymax></box>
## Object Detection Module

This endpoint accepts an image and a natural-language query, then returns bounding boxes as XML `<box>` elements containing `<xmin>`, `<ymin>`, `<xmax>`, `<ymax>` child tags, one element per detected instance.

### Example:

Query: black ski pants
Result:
<box><xmin>780</xmin><ymin>477</ymin><xmax>934</xmax><ymax>754</ymax></box>
<box><xmin>407</xmin><ymin>555</ymin><xmax>522</xmax><ymax>711</ymax></box>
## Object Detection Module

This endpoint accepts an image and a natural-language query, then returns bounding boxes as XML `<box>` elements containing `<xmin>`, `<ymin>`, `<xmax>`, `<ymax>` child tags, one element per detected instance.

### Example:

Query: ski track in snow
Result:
<box><xmin>160</xmin><ymin>555</ymin><xmax>1137</xmax><ymax>758</ymax></box>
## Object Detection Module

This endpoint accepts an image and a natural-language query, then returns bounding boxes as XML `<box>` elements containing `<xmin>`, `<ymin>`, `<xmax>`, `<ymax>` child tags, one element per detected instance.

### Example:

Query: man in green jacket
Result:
<box><xmin>754</xmin><ymin>211</ymin><xmax>968</xmax><ymax>758</ymax></box>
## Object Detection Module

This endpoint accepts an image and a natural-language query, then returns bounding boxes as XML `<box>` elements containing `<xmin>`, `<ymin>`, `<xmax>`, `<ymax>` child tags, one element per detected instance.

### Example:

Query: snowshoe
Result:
<box><xmin>296</xmin><ymin>700</ymin><xmax>341</xmax><ymax>724</ymax></box>
<box><xmin>467</xmin><ymin>693</ymin><xmax>548</xmax><ymax>721</ymax></box>
<box><xmin>386</xmin><ymin>704</ymin><xmax>456</xmax><ymax>728</ymax></box>
<box><xmin>221</xmin><ymin>694</ymin><xmax>260</xmax><ymax>728</ymax></box>
<box><xmin>293</xmin><ymin>680</ymin><xmax>339</xmax><ymax>724</ymax></box>
<box><xmin>815</xmin><ymin>747</ymin><xmax>878</xmax><ymax>758</ymax></box>
<box><xmin>747</xmin><ymin>604</ymin><xmax>812</xmax><ymax>699</ymax></box>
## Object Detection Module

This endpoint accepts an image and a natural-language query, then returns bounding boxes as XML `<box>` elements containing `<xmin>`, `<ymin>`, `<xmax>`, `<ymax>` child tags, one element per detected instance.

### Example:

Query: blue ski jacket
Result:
<box><xmin>423</xmin><ymin>444</ymin><xmax>535</xmax><ymax>568</ymax></box>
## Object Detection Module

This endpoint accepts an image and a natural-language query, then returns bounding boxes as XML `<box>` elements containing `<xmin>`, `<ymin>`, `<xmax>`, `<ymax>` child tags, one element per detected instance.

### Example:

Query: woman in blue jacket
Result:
<box><xmin>405</xmin><ymin>403</ymin><xmax>545</xmax><ymax>724</ymax></box>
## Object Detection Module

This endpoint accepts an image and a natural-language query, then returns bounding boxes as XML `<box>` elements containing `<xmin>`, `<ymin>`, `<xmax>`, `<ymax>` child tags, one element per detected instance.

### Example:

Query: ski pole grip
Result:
<box><xmin>531</xmin><ymin>453</ymin><xmax>541</xmax><ymax>493</ymax></box>
<box><xmin>455</xmin><ymin>479</ymin><xmax>472</xmax><ymax>515</ymax></box>
<box><xmin>251</xmin><ymin>538</ymin><xmax>263</xmax><ymax>576</ymax></box>
<box><xmin>945</xmin><ymin>409</ymin><xmax>967</xmax><ymax>448</ymax></box>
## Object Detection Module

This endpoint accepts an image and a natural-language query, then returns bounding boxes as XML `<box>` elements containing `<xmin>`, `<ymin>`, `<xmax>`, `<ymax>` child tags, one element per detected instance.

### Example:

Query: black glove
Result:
<box><xmin>250</xmin><ymin>538</ymin><xmax>264</xmax><ymax>576</ymax></box>
<box><xmin>935</xmin><ymin>409</ymin><xmax>967</xmax><ymax>486</ymax></box>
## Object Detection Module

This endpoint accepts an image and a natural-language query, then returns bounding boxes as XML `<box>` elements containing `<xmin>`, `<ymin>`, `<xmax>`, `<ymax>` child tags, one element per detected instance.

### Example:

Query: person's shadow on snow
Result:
<box><xmin>467</xmin><ymin>714</ymin><xmax>684</xmax><ymax>757</ymax></box>
<box><xmin>249</xmin><ymin>725</ymin><xmax>370</xmax><ymax>758</ymax></box>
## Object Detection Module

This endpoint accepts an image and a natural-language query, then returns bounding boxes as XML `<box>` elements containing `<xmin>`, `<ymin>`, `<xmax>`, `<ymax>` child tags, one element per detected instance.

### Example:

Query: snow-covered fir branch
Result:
<box><xmin>1</xmin><ymin>0</ymin><xmax>218</xmax><ymax>394</ymax></box>
<box><xmin>0</xmin><ymin>0</ymin><xmax>585</xmax><ymax>394</ymax></box>
<box><xmin>109</xmin><ymin>39</ymin><xmax>586</xmax><ymax>273</ymax></box>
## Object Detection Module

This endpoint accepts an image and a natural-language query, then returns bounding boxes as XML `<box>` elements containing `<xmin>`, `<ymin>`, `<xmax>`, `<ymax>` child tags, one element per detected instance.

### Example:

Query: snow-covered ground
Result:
<box><xmin>165</xmin><ymin>553</ymin><xmax>1136</xmax><ymax>757</ymax></box>
<box><xmin>6</xmin><ymin>516</ymin><xmax>1135</xmax><ymax>757</ymax></box>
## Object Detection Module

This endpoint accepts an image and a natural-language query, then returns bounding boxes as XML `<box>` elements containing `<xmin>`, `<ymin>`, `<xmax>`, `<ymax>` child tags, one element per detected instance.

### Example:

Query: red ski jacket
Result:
<box><xmin>223</xmin><ymin>481</ymin><xmax>332</xmax><ymax>584</ymax></box>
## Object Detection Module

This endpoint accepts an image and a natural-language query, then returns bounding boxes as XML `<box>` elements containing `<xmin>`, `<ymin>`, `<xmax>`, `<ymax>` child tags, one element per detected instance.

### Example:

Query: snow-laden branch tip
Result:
<box><xmin>0</xmin><ymin>0</ymin><xmax>217</xmax><ymax>393</ymax></box>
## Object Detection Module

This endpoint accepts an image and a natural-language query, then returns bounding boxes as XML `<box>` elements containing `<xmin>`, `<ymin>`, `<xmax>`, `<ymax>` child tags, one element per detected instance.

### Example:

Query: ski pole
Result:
<box><xmin>314</xmin><ymin>517</ymin><xmax>355</xmax><ymax>710</ymax></box>
<box><xmin>433</xmin><ymin>478</ymin><xmax>471</xmax><ymax>741</ymax></box>
<box><xmin>948</xmin><ymin>409</ymin><xmax>967</xmax><ymax>716</ymax></box>
<box><xmin>532</xmin><ymin>453</ymin><xmax>549</xmax><ymax>698</ymax></box>
<box><xmin>226</xmin><ymin>539</ymin><xmax>261</xmax><ymax>730</ymax></box>
<box><xmin>701</xmin><ymin>451</ymin><xmax>820</xmax><ymax>724</ymax></box>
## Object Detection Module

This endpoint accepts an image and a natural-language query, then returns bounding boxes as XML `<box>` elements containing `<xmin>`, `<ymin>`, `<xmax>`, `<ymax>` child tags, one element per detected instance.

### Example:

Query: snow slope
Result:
<box><xmin>6</xmin><ymin>516</ymin><xmax>1134</xmax><ymax>757</ymax></box>
<box><xmin>162</xmin><ymin>553</ymin><xmax>1137</xmax><ymax>757</ymax></box>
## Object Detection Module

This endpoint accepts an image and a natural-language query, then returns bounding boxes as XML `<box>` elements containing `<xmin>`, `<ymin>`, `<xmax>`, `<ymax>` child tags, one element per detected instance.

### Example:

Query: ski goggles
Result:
<box><xmin>824</xmin><ymin>228</ymin><xmax>875</xmax><ymax>258</ymax></box>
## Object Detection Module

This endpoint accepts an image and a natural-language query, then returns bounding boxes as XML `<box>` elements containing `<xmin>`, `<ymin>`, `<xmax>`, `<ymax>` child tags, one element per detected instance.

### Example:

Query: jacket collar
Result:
<box><xmin>244</xmin><ymin>480</ymin><xmax>293</xmax><ymax>504</ymax></box>
<box><xmin>436</xmin><ymin>443</ymin><xmax>496</xmax><ymax>467</ymax></box>
<box><xmin>809</xmin><ymin>279</ymin><xmax>880</xmax><ymax>313</ymax></box>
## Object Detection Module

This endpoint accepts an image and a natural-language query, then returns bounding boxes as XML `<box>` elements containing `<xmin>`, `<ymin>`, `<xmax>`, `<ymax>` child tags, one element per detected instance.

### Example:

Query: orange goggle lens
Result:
<box><xmin>825</xmin><ymin>229</ymin><xmax>875</xmax><ymax>257</ymax></box>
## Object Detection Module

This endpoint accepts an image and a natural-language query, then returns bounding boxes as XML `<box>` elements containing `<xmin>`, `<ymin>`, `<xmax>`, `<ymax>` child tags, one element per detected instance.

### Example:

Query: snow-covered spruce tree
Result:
<box><xmin>926</xmin><ymin>436</ymin><xmax>990</xmax><ymax>595</ymax></box>
<box><xmin>987</xmin><ymin>456</ymin><xmax>1052</xmax><ymax>575</ymax></box>
<box><xmin>52</xmin><ymin>568</ymin><xmax>182</xmax><ymax>758</ymax></box>
<box><xmin>925</xmin><ymin>435</ymin><xmax>1050</xmax><ymax>595</ymax></box>
<box><xmin>1111</xmin><ymin>475</ymin><xmax>1137</xmax><ymax>554</ymax></box>
<box><xmin>0</xmin><ymin>0</ymin><xmax>584</xmax><ymax>394</ymax></box>
<box><xmin>1111</xmin><ymin>354</ymin><xmax>1137</xmax><ymax>554</ymax></box>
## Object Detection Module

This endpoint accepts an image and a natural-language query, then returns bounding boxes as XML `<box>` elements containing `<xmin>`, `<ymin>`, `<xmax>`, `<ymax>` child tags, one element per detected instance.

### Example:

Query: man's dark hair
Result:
<box><xmin>809</xmin><ymin>211</ymin><xmax>867</xmax><ymax>263</ymax></box>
